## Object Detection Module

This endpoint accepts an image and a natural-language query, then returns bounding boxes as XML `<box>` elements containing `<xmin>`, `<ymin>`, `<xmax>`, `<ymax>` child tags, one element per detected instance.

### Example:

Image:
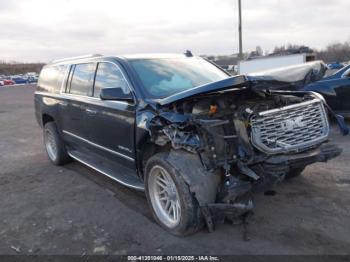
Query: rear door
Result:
<box><xmin>60</xmin><ymin>63</ymin><xmax>97</xmax><ymax>151</ymax></box>
<box><xmin>84</xmin><ymin>62</ymin><xmax>136</xmax><ymax>168</ymax></box>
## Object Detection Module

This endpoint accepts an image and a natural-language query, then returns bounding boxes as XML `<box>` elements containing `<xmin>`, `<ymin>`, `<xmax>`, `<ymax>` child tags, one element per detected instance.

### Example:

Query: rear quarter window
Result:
<box><xmin>38</xmin><ymin>65</ymin><xmax>68</xmax><ymax>93</ymax></box>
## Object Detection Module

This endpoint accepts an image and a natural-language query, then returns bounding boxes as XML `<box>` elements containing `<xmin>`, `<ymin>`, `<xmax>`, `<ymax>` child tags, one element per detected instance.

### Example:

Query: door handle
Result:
<box><xmin>85</xmin><ymin>108</ymin><xmax>97</xmax><ymax>115</ymax></box>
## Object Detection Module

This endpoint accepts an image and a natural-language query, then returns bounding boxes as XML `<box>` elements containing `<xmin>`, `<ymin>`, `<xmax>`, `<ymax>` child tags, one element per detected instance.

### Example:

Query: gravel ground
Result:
<box><xmin>0</xmin><ymin>85</ymin><xmax>349</xmax><ymax>255</ymax></box>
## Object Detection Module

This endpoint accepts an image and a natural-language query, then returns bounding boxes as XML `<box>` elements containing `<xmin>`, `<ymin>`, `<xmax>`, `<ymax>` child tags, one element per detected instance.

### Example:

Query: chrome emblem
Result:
<box><xmin>281</xmin><ymin>116</ymin><xmax>306</xmax><ymax>131</ymax></box>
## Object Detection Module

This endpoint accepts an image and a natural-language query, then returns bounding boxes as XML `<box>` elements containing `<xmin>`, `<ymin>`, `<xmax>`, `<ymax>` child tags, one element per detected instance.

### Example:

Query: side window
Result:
<box><xmin>69</xmin><ymin>63</ymin><xmax>96</xmax><ymax>96</ymax></box>
<box><xmin>38</xmin><ymin>66</ymin><xmax>59</xmax><ymax>93</ymax></box>
<box><xmin>94</xmin><ymin>62</ymin><xmax>129</xmax><ymax>98</ymax></box>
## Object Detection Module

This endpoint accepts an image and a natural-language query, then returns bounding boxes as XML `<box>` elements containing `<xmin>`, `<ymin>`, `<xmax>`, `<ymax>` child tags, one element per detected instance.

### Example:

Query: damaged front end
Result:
<box><xmin>140</xmin><ymin>75</ymin><xmax>346</xmax><ymax>231</ymax></box>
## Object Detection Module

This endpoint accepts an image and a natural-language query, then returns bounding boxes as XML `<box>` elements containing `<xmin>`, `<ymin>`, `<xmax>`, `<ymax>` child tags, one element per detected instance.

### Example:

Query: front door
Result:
<box><xmin>84</xmin><ymin>62</ymin><xmax>136</xmax><ymax>169</ymax></box>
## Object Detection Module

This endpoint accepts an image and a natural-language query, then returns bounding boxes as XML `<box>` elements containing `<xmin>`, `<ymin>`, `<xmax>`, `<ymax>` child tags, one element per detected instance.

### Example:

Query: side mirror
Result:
<box><xmin>100</xmin><ymin>87</ymin><xmax>134</xmax><ymax>102</ymax></box>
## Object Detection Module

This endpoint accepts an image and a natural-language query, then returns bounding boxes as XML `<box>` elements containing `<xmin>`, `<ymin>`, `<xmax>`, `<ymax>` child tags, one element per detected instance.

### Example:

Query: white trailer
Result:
<box><xmin>238</xmin><ymin>53</ymin><xmax>315</xmax><ymax>74</ymax></box>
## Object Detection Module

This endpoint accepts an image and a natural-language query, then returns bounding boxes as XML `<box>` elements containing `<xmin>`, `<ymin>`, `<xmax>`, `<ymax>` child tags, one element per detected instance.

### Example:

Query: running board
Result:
<box><xmin>68</xmin><ymin>150</ymin><xmax>145</xmax><ymax>191</ymax></box>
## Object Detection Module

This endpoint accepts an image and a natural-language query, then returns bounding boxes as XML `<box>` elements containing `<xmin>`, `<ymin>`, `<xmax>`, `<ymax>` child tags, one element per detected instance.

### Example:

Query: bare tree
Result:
<box><xmin>316</xmin><ymin>42</ymin><xmax>350</xmax><ymax>63</ymax></box>
<box><xmin>0</xmin><ymin>62</ymin><xmax>45</xmax><ymax>75</ymax></box>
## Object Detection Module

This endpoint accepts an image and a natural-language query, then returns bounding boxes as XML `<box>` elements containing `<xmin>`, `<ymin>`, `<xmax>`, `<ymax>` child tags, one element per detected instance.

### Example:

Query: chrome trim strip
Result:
<box><xmin>258</xmin><ymin>99</ymin><xmax>321</xmax><ymax>116</ymax></box>
<box><xmin>63</xmin><ymin>130</ymin><xmax>135</xmax><ymax>162</ymax></box>
<box><xmin>34</xmin><ymin>91</ymin><xmax>131</xmax><ymax>105</ymax></box>
<box><xmin>68</xmin><ymin>151</ymin><xmax>144</xmax><ymax>191</ymax></box>
<box><xmin>35</xmin><ymin>91</ymin><xmax>60</xmax><ymax>98</ymax></box>
<box><xmin>52</xmin><ymin>54</ymin><xmax>103</xmax><ymax>64</ymax></box>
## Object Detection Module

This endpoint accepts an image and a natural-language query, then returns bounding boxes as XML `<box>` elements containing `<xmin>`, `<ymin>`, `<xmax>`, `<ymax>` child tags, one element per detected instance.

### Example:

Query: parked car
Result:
<box><xmin>249</xmin><ymin>62</ymin><xmax>350</xmax><ymax>116</ymax></box>
<box><xmin>11</xmin><ymin>76</ymin><xmax>29</xmax><ymax>84</ymax></box>
<box><xmin>327</xmin><ymin>62</ymin><xmax>344</xmax><ymax>70</ymax></box>
<box><xmin>27</xmin><ymin>76</ymin><xmax>38</xmax><ymax>83</ymax></box>
<box><xmin>303</xmin><ymin>64</ymin><xmax>350</xmax><ymax>116</ymax></box>
<box><xmin>34</xmin><ymin>54</ymin><xmax>345</xmax><ymax>236</ymax></box>
<box><xmin>0</xmin><ymin>80</ymin><xmax>4</xmax><ymax>86</ymax></box>
<box><xmin>3</xmin><ymin>79</ymin><xmax>16</xmax><ymax>85</ymax></box>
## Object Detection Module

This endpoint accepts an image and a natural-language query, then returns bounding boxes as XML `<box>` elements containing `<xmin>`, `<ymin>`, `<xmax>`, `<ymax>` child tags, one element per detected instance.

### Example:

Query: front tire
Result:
<box><xmin>145</xmin><ymin>152</ymin><xmax>203</xmax><ymax>236</ymax></box>
<box><xmin>43</xmin><ymin>122</ymin><xmax>71</xmax><ymax>165</ymax></box>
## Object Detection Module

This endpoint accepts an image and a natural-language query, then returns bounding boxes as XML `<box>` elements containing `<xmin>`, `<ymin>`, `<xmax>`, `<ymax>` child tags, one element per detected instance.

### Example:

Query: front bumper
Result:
<box><xmin>200</xmin><ymin>142</ymin><xmax>342</xmax><ymax>233</ymax></box>
<box><xmin>264</xmin><ymin>142</ymin><xmax>342</xmax><ymax>169</ymax></box>
<box><xmin>249</xmin><ymin>142</ymin><xmax>342</xmax><ymax>192</ymax></box>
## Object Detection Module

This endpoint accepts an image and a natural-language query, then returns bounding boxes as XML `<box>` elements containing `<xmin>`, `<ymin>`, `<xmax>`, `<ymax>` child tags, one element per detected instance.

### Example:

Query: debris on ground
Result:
<box><xmin>10</xmin><ymin>245</ymin><xmax>21</xmax><ymax>253</ymax></box>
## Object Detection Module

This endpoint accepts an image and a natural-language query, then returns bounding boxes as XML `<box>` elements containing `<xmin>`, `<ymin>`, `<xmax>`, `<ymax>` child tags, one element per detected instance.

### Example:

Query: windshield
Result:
<box><xmin>129</xmin><ymin>57</ymin><xmax>229</xmax><ymax>99</ymax></box>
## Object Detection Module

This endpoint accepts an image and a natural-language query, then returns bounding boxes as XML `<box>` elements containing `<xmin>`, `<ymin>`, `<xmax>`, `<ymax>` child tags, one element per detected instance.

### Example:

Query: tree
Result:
<box><xmin>316</xmin><ymin>42</ymin><xmax>350</xmax><ymax>63</ymax></box>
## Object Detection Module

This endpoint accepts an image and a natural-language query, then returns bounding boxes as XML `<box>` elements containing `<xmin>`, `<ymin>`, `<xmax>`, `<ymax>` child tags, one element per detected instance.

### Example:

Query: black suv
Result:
<box><xmin>34</xmin><ymin>54</ymin><xmax>343</xmax><ymax>236</ymax></box>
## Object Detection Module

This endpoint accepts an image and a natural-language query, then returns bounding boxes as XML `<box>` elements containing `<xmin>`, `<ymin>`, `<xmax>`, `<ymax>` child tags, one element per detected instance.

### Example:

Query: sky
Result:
<box><xmin>0</xmin><ymin>0</ymin><xmax>349</xmax><ymax>62</ymax></box>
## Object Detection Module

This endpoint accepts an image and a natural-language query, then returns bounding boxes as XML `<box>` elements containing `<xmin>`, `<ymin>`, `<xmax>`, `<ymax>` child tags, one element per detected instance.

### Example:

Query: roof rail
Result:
<box><xmin>51</xmin><ymin>54</ymin><xmax>103</xmax><ymax>63</ymax></box>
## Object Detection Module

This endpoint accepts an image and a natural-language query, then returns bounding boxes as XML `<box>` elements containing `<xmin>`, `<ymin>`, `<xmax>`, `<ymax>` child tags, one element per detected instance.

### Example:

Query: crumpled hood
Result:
<box><xmin>247</xmin><ymin>61</ymin><xmax>328</xmax><ymax>89</ymax></box>
<box><xmin>155</xmin><ymin>75</ymin><xmax>249</xmax><ymax>106</ymax></box>
<box><xmin>153</xmin><ymin>61</ymin><xmax>328</xmax><ymax>106</ymax></box>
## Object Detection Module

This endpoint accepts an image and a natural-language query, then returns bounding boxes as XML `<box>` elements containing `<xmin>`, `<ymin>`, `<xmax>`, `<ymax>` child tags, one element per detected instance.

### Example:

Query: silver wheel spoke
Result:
<box><xmin>165</xmin><ymin>201</ymin><xmax>172</xmax><ymax>214</ymax></box>
<box><xmin>156</xmin><ymin>180</ymin><xmax>166</xmax><ymax>189</ymax></box>
<box><xmin>159</xmin><ymin>196</ymin><xmax>168</xmax><ymax>201</ymax></box>
<box><xmin>167</xmin><ymin>203</ymin><xmax>173</xmax><ymax>215</ymax></box>
<box><xmin>158</xmin><ymin>189</ymin><xmax>166</xmax><ymax>195</ymax></box>
<box><xmin>45</xmin><ymin>130</ymin><xmax>57</xmax><ymax>161</ymax></box>
<box><xmin>148</xmin><ymin>166</ymin><xmax>182</xmax><ymax>228</ymax></box>
<box><xmin>175</xmin><ymin>201</ymin><xmax>180</xmax><ymax>220</ymax></box>
<box><xmin>172</xmin><ymin>204</ymin><xmax>176</xmax><ymax>220</ymax></box>
<box><xmin>157</xmin><ymin>175</ymin><xmax>168</xmax><ymax>185</ymax></box>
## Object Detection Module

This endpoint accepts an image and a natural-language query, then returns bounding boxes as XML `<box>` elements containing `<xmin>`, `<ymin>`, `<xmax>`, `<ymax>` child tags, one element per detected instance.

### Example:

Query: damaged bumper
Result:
<box><xmin>202</xmin><ymin>200</ymin><xmax>254</xmax><ymax>233</ymax></box>
<box><xmin>138</xmin><ymin>74</ymin><xmax>347</xmax><ymax>234</ymax></box>
<box><xmin>199</xmin><ymin>142</ymin><xmax>341</xmax><ymax>232</ymax></box>
<box><xmin>264</xmin><ymin>142</ymin><xmax>342</xmax><ymax>169</ymax></box>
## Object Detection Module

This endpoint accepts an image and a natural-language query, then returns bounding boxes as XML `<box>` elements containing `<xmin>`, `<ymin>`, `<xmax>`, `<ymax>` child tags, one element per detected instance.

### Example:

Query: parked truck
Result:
<box><xmin>238</xmin><ymin>53</ymin><xmax>315</xmax><ymax>74</ymax></box>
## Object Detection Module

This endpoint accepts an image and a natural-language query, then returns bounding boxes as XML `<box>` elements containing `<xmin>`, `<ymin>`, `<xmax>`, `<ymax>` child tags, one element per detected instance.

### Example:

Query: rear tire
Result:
<box><xmin>286</xmin><ymin>167</ymin><xmax>305</xmax><ymax>179</ymax></box>
<box><xmin>145</xmin><ymin>152</ymin><xmax>203</xmax><ymax>236</ymax></box>
<box><xmin>43</xmin><ymin>122</ymin><xmax>71</xmax><ymax>165</ymax></box>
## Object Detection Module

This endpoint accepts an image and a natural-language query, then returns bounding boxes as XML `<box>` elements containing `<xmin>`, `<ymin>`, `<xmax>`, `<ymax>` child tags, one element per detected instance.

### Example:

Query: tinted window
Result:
<box><xmin>38</xmin><ymin>66</ymin><xmax>60</xmax><ymax>93</ymax></box>
<box><xmin>129</xmin><ymin>57</ymin><xmax>228</xmax><ymax>99</ymax></box>
<box><xmin>94</xmin><ymin>62</ymin><xmax>129</xmax><ymax>97</ymax></box>
<box><xmin>69</xmin><ymin>63</ymin><xmax>96</xmax><ymax>96</ymax></box>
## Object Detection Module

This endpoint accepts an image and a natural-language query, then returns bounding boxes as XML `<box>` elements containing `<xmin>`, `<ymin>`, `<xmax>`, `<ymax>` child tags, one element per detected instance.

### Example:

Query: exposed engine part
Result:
<box><xmin>217</xmin><ymin>176</ymin><xmax>252</xmax><ymax>203</ymax></box>
<box><xmin>237</xmin><ymin>161</ymin><xmax>260</xmax><ymax>180</ymax></box>
<box><xmin>162</xmin><ymin>125</ymin><xmax>200</xmax><ymax>153</ymax></box>
<box><xmin>145</xmin><ymin>87</ymin><xmax>343</xmax><ymax>233</ymax></box>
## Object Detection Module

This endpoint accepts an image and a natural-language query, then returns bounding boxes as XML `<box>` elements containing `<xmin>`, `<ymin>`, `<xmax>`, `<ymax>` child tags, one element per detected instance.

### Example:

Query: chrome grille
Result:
<box><xmin>250</xmin><ymin>99</ymin><xmax>329</xmax><ymax>154</ymax></box>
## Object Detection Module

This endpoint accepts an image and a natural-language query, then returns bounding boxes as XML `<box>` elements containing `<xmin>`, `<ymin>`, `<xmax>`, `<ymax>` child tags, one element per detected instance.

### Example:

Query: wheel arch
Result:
<box><xmin>136</xmin><ymin>141</ymin><xmax>171</xmax><ymax>179</ymax></box>
<box><xmin>42</xmin><ymin>113</ymin><xmax>55</xmax><ymax>126</ymax></box>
